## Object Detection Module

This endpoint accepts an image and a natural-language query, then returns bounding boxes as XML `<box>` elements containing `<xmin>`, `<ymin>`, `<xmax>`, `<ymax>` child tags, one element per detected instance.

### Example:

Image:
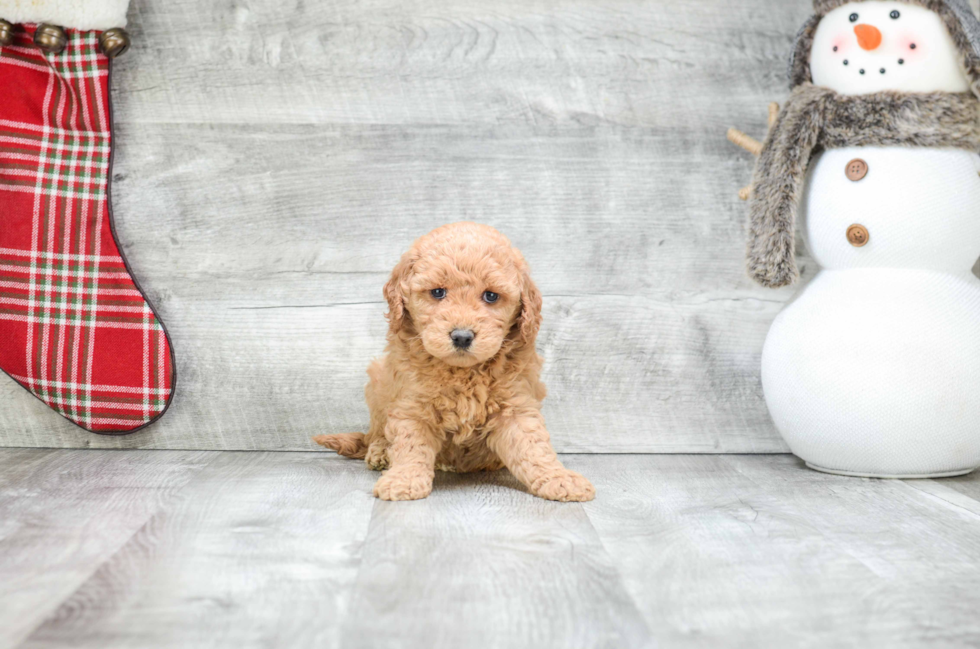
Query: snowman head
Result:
<box><xmin>811</xmin><ymin>2</ymin><xmax>968</xmax><ymax>93</ymax></box>
<box><xmin>791</xmin><ymin>0</ymin><xmax>980</xmax><ymax>96</ymax></box>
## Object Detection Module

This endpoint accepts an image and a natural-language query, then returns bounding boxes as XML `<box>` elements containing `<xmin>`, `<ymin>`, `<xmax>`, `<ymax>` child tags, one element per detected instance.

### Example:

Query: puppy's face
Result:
<box><xmin>385</xmin><ymin>223</ymin><xmax>541</xmax><ymax>367</ymax></box>
<box><xmin>408</xmin><ymin>256</ymin><xmax>521</xmax><ymax>367</ymax></box>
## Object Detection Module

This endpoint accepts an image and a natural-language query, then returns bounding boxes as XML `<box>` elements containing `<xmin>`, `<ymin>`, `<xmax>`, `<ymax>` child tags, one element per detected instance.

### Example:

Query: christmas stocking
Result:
<box><xmin>0</xmin><ymin>1</ymin><xmax>175</xmax><ymax>434</ymax></box>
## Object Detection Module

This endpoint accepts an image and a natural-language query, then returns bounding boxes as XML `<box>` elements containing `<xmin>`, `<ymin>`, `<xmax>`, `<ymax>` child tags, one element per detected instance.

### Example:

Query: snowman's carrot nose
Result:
<box><xmin>854</xmin><ymin>24</ymin><xmax>882</xmax><ymax>50</ymax></box>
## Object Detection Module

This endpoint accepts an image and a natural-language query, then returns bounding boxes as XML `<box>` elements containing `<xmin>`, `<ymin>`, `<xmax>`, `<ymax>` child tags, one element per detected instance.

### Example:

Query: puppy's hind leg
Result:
<box><xmin>364</xmin><ymin>438</ymin><xmax>389</xmax><ymax>471</ymax></box>
<box><xmin>363</xmin><ymin>359</ymin><xmax>391</xmax><ymax>471</ymax></box>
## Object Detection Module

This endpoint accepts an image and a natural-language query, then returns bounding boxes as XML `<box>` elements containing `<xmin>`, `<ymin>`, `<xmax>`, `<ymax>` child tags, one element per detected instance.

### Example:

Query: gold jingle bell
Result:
<box><xmin>99</xmin><ymin>27</ymin><xmax>130</xmax><ymax>58</ymax></box>
<box><xmin>34</xmin><ymin>23</ymin><xmax>68</xmax><ymax>54</ymax></box>
<box><xmin>0</xmin><ymin>19</ymin><xmax>14</xmax><ymax>47</ymax></box>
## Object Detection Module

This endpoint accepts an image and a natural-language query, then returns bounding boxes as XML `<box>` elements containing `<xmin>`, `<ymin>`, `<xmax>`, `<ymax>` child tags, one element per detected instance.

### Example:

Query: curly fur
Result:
<box><xmin>314</xmin><ymin>222</ymin><xmax>595</xmax><ymax>503</ymax></box>
<box><xmin>747</xmin><ymin>84</ymin><xmax>980</xmax><ymax>287</ymax></box>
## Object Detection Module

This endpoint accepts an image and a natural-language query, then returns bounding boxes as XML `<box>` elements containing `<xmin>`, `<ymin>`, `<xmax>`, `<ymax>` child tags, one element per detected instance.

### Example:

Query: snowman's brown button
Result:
<box><xmin>847</xmin><ymin>224</ymin><xmax>870</xmax><ymax>247</ymax></box>
<box><xmin>845</xmin><ymin>158</ymin><xmax>869</xmax><ymax>181</ymax></box>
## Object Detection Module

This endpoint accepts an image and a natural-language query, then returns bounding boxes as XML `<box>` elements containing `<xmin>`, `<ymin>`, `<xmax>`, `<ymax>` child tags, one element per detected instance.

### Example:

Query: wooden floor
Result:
<box><xmin>2</xmin><ymin>450</ymin><xmax>979</xmax><ymax>648</ymax></box>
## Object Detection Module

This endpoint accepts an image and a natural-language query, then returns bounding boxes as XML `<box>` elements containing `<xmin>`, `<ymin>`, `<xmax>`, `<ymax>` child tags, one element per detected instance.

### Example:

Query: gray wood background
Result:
<box><xmin>4</xmin><ymin>0</ymin><xmax>975</xmax><ymax>451</ymax></box>
<box><xmin>6</xmin><ymin>449</ymin><xmax>980</xmax><ymax>647</ymax></box>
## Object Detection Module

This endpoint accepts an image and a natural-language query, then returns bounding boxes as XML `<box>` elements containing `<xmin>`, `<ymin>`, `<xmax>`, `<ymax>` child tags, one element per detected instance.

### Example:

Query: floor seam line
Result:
<box><xmin>578</xmin><ymin>500</ymin><xmax>656</xmax><ymax>647</ymax></box>
<box><xmin>898</xmin><ymin>480</ymin><xmax>980</xmax><ymax>522</ymax></box>
<box><xmin>10</xmin><ymin>450</ymin><xmax>223</xmax><ymax>649</ymax></box>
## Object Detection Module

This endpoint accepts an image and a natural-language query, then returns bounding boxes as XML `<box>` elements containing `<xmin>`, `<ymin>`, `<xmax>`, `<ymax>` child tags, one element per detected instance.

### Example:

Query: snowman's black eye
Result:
<box><xmin>849</xmin><ymin>13</ymin><xmax>859</xmax><ymax>22</ymax></box>
<box><xmin>890</xmin><ymin>10</ymin><xmax>900</xmax><ymax>19</ymax></box>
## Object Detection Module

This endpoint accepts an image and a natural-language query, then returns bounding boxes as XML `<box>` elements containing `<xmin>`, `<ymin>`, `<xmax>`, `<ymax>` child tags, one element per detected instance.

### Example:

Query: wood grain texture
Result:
<box><xmin>0</xmin><ymin>449</ymin><xmax>215</xmax><ymax>648</ymax></box>
<box><xmin>581</xmin><ymin>454</ymin><xmax>980</xmax><ymax>648</ymax></box>
<box><xmin>18</xmin><ymin>452</ymin><xmax>377</xmax><ymax>649</ymax></box>
<box><xmin>341</xmin><ymin>468</ymin><xmax>652</xmax><ymax>649</ymax></box>
<box><xmin>946</xmin><ymin>468</ymin><xmax>980</xmax><ymax>500</ymax></box>
<box><xmin>3</xmin><ymin>450</ymin><xmax>980</xmax><ymax>648</ymax></box>
<box><xmin>904</xmin><ymin>475</ymin><xmax>980</xmax><ymax>517</ymax></box>
<box><xmin>0</xmin><ymin>0</ymin><xmax>839</xmax><ymax>450</ymax></box>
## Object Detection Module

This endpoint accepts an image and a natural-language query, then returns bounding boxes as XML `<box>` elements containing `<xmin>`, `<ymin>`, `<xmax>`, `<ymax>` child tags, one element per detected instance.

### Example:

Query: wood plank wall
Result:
<box><xmin>5</xmin><ymin>0</ymin><xmax>971</xmax><ymax>450</ymax></box>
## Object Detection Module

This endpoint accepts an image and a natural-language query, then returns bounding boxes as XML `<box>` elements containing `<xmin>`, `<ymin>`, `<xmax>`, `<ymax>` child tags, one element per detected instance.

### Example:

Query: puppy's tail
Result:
<box><xmin>312</xmin><ymin>433</ymin><xmax>368</xmax><ymax>459</ymax></box>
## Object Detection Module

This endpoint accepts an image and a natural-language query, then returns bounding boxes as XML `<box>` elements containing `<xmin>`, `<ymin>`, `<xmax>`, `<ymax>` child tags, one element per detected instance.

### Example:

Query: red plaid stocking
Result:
<box><xmin>0</xmin><ymin>14</ymin><xmax>175</xmax><ymax>434</ymax></box>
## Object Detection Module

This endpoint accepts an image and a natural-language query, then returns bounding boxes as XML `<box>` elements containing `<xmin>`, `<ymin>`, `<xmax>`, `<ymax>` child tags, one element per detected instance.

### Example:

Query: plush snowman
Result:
<box><xmin>742</xmin><ymin>0</ymin><xmax>980</xmax><ymax>477</ymax></box>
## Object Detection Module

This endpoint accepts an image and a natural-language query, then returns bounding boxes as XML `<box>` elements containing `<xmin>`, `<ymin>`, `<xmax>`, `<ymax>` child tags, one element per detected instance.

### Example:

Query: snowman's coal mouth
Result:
<box><xmin>844</xmin><ymin>59</ymin><xmax>903</xmax><ymax>76</ymax></box>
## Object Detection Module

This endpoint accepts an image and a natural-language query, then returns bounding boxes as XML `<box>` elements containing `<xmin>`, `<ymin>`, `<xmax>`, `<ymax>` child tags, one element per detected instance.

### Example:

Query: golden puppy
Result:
<box><xmin>314</xmin><ymin>222</ymin><xmax>595</xmax><ymax>502</ymax></box>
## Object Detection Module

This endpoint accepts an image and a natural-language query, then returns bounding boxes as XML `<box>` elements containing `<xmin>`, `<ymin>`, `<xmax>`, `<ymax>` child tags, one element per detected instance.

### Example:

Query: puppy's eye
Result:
<box><xmin>430</xmin><ymin>288</ymin><xmax>447</xmax><ymax>299</ymax></box>
<box><xmin>890</xmin><ymin>10</ymin><xmax>900</xmax><ymax>19</ymax></box>
<box><xmin>849</xmin><ymin>12</ymin><xmax>859</xmax><ymax>22</ymax></box>
<box><xmin>483</xmin><ymin>291</ymin><xmax>499</xmax><ymax>304</ymax></box>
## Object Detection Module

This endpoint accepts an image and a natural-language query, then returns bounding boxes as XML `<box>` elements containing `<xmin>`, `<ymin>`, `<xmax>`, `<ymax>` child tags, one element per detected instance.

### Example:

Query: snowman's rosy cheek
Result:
<box><xmin>831</xmin><ymin>33</ymin><xmax>851</xmax><ymax>54</ymax></box>
<box><xmin>898</xmin><ymin>34</ymin><xmax>925</xmax><ymax>59</ymax></box>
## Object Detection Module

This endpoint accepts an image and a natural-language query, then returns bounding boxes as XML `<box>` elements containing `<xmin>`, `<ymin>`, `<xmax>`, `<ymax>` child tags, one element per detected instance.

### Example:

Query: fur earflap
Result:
<box><xmin>516</xmin><ymin>269</ymin><xmax>543</xmax><ymax>347</ymax></box>
<box><xmin>383</xmin><ymin>253</ymin><xmax>415</xmax><ymax>335</ymax></box>
<box><xmin>747</xmin><ymin>85</ymin><xmax>980</xmax><ymax>287</ymax></box>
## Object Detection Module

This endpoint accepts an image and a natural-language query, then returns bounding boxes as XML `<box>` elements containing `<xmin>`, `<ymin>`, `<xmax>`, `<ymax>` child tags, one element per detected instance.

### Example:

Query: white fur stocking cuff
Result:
<box><xmin>0</xmin><ymin>0</ymin><xmax>130</xmax><ymax>30</ymax></box>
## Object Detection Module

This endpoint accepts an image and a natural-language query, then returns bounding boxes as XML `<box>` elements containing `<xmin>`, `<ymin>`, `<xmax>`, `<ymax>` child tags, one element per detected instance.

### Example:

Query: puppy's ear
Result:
<box><xmin>383</xmin><ymin>253</ymin><xmax>414</xmax><ymax>334</ymax></box>
<box><xmin>516</xmin><ymin>263</ymin><xmax>543</xmax><ymax>347</ymax></box>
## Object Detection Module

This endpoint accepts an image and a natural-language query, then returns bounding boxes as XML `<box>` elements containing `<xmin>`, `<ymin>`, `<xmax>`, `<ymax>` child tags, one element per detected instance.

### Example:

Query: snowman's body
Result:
<box><xmin>759</xmin><ymin>1</ymin><xmax>980</xmax><ymax>476</ymax></box>
<box><xmin>762</xmin><ymin>147</ymin><xmax>980</xmax><ymax>476</ymax></box>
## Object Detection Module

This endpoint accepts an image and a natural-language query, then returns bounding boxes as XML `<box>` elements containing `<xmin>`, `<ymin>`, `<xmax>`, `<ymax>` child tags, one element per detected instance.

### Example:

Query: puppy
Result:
<box><xmin>314</xmin><ymin>222</ymin><xmax>595</xmax><ymax>502</ymax></box>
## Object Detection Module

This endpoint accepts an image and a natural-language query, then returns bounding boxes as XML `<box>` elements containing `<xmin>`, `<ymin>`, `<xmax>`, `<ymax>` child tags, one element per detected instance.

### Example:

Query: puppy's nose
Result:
<box><xmin>450</xmin><ymin>328</ymin><xmax>475</xmax><ymax>350</ymax></box>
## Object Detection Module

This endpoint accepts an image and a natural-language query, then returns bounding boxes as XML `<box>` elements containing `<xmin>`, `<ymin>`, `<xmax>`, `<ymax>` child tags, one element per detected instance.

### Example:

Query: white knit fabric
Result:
<box><xmin>800</xmin><ymin>147</ymin><xmax>980</xmax><ymax>274</ymax></box>
<box><xmin>810</xmin><ymin>2</ymin><xmax>970</xmax><ymax>95</ymax></box>
<box><xmin>771</xmin><ymin>0</ymin><xmax>980</xmax><ymax>477</ymax></box>
<box><xmin>766</xmin><ymin>147</ymin><xmax>980</xmax><ymax>477</ymax></box>
<box><xmin>763</xmin><ymin>268</ymin><xmax>980</xmax><ymax>477</ymax></box>
<box><xmin>0</xmin><ymin>0</ymin><xmax>129</xmax><ymax>30</ymax></box>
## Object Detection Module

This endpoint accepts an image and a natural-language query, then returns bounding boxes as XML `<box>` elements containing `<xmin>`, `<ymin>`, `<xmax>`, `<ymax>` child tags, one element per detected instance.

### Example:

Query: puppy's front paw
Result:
<box><xmin>373</xmin><ymin>470</ymin><xmax>433</xmax><ymax>501</ymax></box>
<box><xmin>532</xmin><ymin>469</ymin><xmax>596</xmax><ymax>502</ymax></box>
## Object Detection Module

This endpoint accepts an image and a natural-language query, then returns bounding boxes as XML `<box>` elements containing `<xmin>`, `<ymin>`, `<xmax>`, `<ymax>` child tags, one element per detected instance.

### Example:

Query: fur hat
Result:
<box><xmin>788</xmin><ymin>0</ymin><xmax>980</xmax><ymax>96</ymax></box>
